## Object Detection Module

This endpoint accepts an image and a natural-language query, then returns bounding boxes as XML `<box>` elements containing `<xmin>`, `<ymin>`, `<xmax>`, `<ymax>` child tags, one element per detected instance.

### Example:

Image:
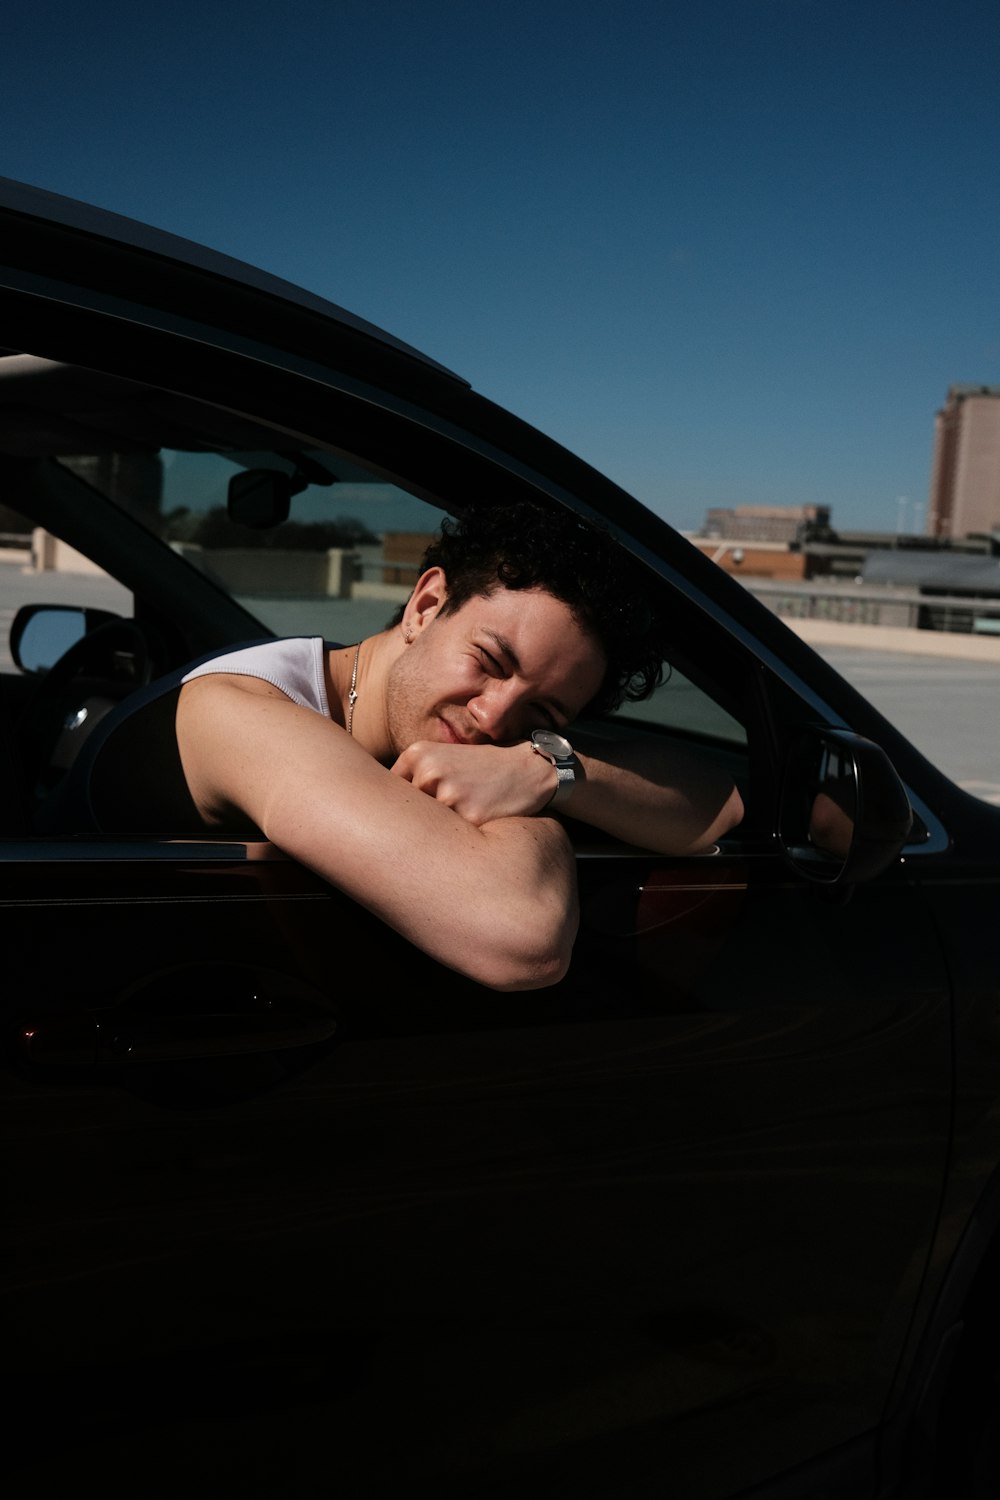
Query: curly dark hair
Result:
<box><xmin>390</xmin><ymin>501</ymin><xmax>666</xmax><ymax>717</ymax></box>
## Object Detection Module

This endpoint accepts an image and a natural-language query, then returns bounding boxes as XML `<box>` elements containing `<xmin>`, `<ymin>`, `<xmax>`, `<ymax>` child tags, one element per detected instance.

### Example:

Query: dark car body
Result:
<box><xmin>0</xmin><ymin>177</ymin><xmax>998</xmax><ymax>1499</ymax></box>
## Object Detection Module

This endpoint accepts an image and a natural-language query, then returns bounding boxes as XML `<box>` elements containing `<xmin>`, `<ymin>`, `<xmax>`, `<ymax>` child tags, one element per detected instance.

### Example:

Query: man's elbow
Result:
<box><xmin>714</xmin><ymin>782</ymin><xmax>745</xmax><ymax>840</ymax></box>
<box><xmin>681</xmin><ymin>780</ymin><xmax>745</xmax><ymax>855</ymax></box>
<box><xmin>474</xmin><ymin>946</ymin><xmax>572</xmax><ymax>992</ymax></box>
<box><xmin>466</xmin><ymin>908</ymin><xmax>576</xmax><ymax>992</ymax></box>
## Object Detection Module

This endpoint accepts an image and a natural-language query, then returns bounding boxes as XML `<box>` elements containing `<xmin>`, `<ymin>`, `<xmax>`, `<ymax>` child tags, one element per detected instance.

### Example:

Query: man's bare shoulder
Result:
<box><xmin>179</xmin><ymin>672</ymin><xmax>295</xmax><ymax>703</ymax></box>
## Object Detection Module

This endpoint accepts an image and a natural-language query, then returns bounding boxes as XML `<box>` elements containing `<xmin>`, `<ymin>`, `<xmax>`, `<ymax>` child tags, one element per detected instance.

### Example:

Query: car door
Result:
<box><xmin>1</xmin><ymin>650</ymin><xmax>952</xmax><ymax>1500</ymax></box>
<box><xmin>0</xmin><ymin>195</ymin><xmax>955</xmax><ymax>1499</ymax></box>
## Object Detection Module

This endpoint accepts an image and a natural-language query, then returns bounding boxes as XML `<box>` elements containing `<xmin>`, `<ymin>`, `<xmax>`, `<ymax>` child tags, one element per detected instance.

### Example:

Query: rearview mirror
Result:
<box><xmin>226</xmin><ymin>469</ymin><xmax>293</xmax><ymax>529</ymax></box>
<box><xmin>227</xmin><ymin>454</ymin><xmax>336</xmax><ymax>529</ymax></box>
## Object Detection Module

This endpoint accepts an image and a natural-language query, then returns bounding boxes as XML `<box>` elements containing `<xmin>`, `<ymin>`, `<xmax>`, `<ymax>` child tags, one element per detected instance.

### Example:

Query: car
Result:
<box><xmin>0</xmin><ymin>174</ymin><xmax>997</xmax><ymax>1500</ymax></box>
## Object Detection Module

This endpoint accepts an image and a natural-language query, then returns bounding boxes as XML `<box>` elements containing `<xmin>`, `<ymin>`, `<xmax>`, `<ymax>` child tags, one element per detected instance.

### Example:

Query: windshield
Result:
<box><xmin>56</xmin><ymin>446</ymin><xmax>450</xmax><ymax>645</ymax></box>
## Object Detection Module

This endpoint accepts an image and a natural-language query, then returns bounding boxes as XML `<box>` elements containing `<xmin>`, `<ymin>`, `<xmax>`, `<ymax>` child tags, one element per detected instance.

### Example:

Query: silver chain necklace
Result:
<box><xmin>347</xmin><ymin>641</ymin><xmax>361</xmax><ymax>735</ymax></box>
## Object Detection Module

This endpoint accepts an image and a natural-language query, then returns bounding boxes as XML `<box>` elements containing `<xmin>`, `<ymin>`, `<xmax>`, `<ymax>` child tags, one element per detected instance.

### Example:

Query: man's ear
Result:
<box><xmin>401</xmin><ymin>566</ymin><xmax>448</xmax><ymax>638</ymax></box>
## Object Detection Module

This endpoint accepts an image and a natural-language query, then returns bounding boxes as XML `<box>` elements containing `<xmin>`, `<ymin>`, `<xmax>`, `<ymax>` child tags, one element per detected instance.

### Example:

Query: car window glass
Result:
<box><xmin>610</xmin><ymin>664</ymin><xmax>747</xmax><ymax>745</ymax></box>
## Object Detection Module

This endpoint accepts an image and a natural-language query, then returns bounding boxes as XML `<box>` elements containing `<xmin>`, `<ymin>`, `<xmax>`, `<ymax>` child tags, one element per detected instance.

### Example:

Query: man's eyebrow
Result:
<box><xmin>481</xmin><ymin>628</ymin><xmax>571</xmax><ymax>722</ymax></box>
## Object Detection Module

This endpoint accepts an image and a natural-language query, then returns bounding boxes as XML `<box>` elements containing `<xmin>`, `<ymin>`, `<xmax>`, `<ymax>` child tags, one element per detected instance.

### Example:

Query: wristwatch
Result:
<box><xmin>530</xmin><ymin>729</ymin><xmax>578</xmax><ymax>808</ymax></box>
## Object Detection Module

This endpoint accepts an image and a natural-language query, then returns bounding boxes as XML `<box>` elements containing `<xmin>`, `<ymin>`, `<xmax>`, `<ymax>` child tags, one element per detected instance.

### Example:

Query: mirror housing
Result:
<box><xmin>779</xmin><ymin>727</ymin><xmax>913</xmax><ymax>887</ymax></box>
<box><xmin>227</xmin><ymin>454</ymin><xmax>336</xmax><ymax>529</ymax></box>
<box><xmin>227</xmin><ymin>469</ymin><xmax>293</xmax><ymax>529</ymax></box>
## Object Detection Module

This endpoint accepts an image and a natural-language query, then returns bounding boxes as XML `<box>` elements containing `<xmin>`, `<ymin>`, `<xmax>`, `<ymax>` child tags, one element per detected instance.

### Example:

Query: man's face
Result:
<box><xmin>385</xmin><ymin>584</ymin><xmax>607</xmax><ymax>755</ymax></box>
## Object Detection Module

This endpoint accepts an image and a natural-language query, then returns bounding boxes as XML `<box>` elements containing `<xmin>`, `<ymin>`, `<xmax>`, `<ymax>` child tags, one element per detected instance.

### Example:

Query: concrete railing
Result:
<box><xmin>171</xmin><ymin>543</ymin><xmax>360</xmax><ymax>598</ymax></box>
<box><xmin>31</xmin><ymin>529</ymin><xmax>108</xmax><ymax>576</ymax></box>
<box><xmin>745</xmin><ymin>578</ymin><xmax>1000</xmax><ymax>635</ymax></box>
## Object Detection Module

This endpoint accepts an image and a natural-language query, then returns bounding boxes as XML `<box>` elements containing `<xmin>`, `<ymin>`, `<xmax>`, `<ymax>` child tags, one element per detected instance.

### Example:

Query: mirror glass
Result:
<box><xmin>781</xmin><ymin>733</ymin><xmax>858</xmax><ymax>880</ymax></box>
<box><xmin>16</xmin><ymin>607</ymin><xmax>87</xmax><ymax>674</ymax></box>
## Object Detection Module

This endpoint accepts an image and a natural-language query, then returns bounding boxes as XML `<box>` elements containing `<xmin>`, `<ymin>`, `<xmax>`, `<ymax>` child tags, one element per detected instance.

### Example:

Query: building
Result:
<box><xmin>688</xmin><ymin>499</ymin><xmax>1000</xmax><ymax>634</ymax></box>
<box><xmin>701</xmin><ymin>503</ymin><xmax>831</xmax><ymax>545</ymax></box>
<box><xmin>689</xmin><ymin>504</ymin><xmax>831</xmax><ymax>580</ymax></box>
<box><xmin>927</xmin><ymin>384</ymin><xmax>1000</xmax><ymax>540</ymax></box>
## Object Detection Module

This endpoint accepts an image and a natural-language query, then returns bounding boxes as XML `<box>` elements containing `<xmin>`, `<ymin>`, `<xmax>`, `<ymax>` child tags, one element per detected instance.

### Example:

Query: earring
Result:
<box><xmin>404</xmin><ymin>627</ymin><xmax>413</xmax><ymax>642</ymax></box>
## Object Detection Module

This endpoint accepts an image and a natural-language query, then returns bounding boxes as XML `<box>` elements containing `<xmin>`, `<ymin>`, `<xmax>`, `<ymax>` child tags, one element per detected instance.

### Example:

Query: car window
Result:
<box><xmin>54</xmin><ymin>438</ymin><xmax>752</xmax><ymax>765</ymax></box>
<box><xmin>0</xmin><ymin>359</ymin><xmax>758</xmax><ymax>851</ymax></box>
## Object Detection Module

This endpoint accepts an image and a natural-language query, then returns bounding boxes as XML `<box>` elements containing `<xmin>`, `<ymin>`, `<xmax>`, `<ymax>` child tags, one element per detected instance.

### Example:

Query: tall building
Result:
<box><xmin>927</xmin><ymin>384</ymin><xmax>1000</xmax><ymax>539</ymax></box>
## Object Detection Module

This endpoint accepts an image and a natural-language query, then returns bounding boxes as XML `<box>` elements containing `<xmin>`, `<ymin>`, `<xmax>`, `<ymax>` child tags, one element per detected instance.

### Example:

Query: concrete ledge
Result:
<box><xmin>785</xmin><ymin>617</ymin><xmax>1000</xmax><ymax>661</ymax></box>
<box><xmin>173</xmin><ymin>543</ymin><xmax>359</xmax><ymax>598</ymax></box>
<box><xmin>352</xmin><ymin>581</ymin><xmax>411</xmax><ymax>603</ymax></box>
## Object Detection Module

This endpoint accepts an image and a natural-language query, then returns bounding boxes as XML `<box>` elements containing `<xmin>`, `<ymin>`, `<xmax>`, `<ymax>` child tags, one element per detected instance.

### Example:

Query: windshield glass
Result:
<box><xmin>57</xmin><ymin>446</ymin><xmax>449</xmax><ymax>645</ymax></box>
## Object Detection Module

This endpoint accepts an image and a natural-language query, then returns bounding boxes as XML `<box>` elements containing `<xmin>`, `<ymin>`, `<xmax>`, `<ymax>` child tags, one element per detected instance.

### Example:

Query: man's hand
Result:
<box><xmin>391</xmin><ymin>740</ymin><xmax>557</xmax><ymax>824</ymax></box>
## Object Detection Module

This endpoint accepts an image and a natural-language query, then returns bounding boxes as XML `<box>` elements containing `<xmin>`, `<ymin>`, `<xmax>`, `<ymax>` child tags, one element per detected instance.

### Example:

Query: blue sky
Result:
<box><xmin>4</xmin><ymin>0</ymin><xmax>1000</xmax><ymax>534</ymax></box>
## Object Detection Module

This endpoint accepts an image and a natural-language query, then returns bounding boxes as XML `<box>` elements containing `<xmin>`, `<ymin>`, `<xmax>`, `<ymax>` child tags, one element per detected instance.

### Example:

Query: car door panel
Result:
<box><xmin>2</xmin><ymin>839</ymin><xmax>951</xmax><ymax>1498</ymax></box>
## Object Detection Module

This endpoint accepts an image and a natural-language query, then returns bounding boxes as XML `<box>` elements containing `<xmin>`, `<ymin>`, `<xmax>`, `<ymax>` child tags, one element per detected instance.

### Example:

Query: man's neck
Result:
<box><xmin>326</xmin><ymin>632</ymin><xmax>398</xmax><ymax>761</ymax></box>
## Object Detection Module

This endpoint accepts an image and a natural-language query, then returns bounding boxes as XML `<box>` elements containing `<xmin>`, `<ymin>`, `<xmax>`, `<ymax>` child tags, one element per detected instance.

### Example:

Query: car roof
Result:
<box><xmin>0</xmin><ymin>175</ymin><xmax>467</xmax><ymax>386</ymax></box>
<box><xmin>0</xmin><ymin>353</ymin><xmax>310</xmax><ymax>456</ymax></box>
<box><xmin>0</xmin><ymin>175</ymin><xmax>795</xmax><ymax>657</ymax></box>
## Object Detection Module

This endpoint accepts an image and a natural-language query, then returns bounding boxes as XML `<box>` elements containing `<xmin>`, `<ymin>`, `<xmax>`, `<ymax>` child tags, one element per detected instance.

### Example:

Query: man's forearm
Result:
<box><xmin>394</xmin><ymin>734</ymin><xmax>743</xmax><ymax>854</ymax></box>
<box><xmin>558</xmin><ymin>738</ymin><xmax>744</xmax><ymax>854</ymax></box>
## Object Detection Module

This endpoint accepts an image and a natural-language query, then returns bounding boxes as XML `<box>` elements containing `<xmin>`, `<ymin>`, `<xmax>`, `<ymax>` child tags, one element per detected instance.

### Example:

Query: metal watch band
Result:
<box><xmin>530</xmin><ymin>730</ymin><xmax>577</xmax><ymax>808</ymax></box>
<box><xmin>547</xmin><ymin>759</ymin><xmax>576</xmax><ymax>806</ymax></box>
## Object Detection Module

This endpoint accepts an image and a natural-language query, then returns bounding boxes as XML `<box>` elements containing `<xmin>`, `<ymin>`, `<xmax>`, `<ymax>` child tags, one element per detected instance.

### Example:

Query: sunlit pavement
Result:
<box><xmin>804</xmin><ymin>643</ymin><xmax>1000</xmax><ymax>806</ymax></box>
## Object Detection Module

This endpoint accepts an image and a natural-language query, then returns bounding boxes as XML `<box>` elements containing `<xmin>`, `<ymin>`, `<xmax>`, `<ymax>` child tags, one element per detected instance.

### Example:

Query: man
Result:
<box><xmin>59</xmin><ymin>502</ymin><xmax>743</xmax><ymax>990</ymax></box>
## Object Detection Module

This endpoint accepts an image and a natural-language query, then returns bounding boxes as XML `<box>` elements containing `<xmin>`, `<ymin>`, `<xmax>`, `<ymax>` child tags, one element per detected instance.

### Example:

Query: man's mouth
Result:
<box><xmin>438</xmin><ymin>716</ymin><xmax>467</xmax><ymax>744</ymax></box>
<box><xmin>439</xmin><ymin>716</ymin><xmax>479</xmax><ymax>746</ymax></box>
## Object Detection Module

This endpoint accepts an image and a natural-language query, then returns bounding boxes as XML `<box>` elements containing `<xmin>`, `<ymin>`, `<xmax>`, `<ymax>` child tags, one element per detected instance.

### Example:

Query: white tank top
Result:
<box><xmin>182</xmin><ymin>637</ymin><xmax>331</xmax><ymax>716</ymax></box>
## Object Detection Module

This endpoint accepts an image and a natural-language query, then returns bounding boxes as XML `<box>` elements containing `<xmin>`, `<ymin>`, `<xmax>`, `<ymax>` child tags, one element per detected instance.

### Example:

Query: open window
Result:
<box><xmin>0</xmin><ymin>353</ymin><xmax>768</xmax><ymax>855</ymax></box>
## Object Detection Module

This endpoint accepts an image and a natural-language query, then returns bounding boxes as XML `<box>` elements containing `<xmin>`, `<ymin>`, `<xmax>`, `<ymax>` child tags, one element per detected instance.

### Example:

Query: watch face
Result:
<box><xmin>531</xmin><ymin>729</ymin><xmax>573</xmax><ymax>759</ymax></box>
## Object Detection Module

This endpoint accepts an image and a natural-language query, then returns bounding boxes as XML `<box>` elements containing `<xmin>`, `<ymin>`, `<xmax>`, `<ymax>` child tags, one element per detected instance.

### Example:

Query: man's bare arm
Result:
<box><xmin>392</xmin><ymin>735</ymin><xmax>743</xmax><ymax>853</ymax></box>
<box><xmin>563</xmin><ymin>733</ymin><xmax>744</xmax><ymax>851</ymax></box>
<box><xmin>176</xmin><ymin>676</ymin><xmax>578</xmax><ymax>992</ymax></box>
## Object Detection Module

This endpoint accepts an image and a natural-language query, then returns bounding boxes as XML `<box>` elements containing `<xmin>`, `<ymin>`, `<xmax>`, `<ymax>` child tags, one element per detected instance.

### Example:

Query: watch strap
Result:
<box><xmin>530</xmin><ymin>735</ymin><xmax>577</xmax><ymax>807</ymax></box>
<box><xmin>547</xmin><ymin>759</ymin><xmax>576</xmax><ymax>806</ymax></box>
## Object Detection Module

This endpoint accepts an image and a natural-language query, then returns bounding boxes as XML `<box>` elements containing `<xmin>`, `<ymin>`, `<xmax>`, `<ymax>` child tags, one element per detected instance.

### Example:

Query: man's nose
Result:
<box><xmin>468</xmin><ymin>686</ymin><xmax>523</xmax><ymax>742</ymax></box>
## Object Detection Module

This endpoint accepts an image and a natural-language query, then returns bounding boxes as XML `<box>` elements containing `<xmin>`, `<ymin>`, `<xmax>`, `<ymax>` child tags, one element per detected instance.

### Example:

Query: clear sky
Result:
<box><xmin>4</xmin><ymin>0</ymin><xmax>999</xmax><ymax>535</ymax></box>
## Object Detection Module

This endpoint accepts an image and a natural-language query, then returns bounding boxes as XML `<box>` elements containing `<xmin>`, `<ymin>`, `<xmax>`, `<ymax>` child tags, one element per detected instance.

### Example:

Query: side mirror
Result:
<box><xmin>10</xmin><ymin>604</ymin><xmax>120</xmax><ymax>675</ymax></box>
<box><xmin>779</xmin><ymin>727</ymin><xmax>913</xmax><ymax>886</ymax></box>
